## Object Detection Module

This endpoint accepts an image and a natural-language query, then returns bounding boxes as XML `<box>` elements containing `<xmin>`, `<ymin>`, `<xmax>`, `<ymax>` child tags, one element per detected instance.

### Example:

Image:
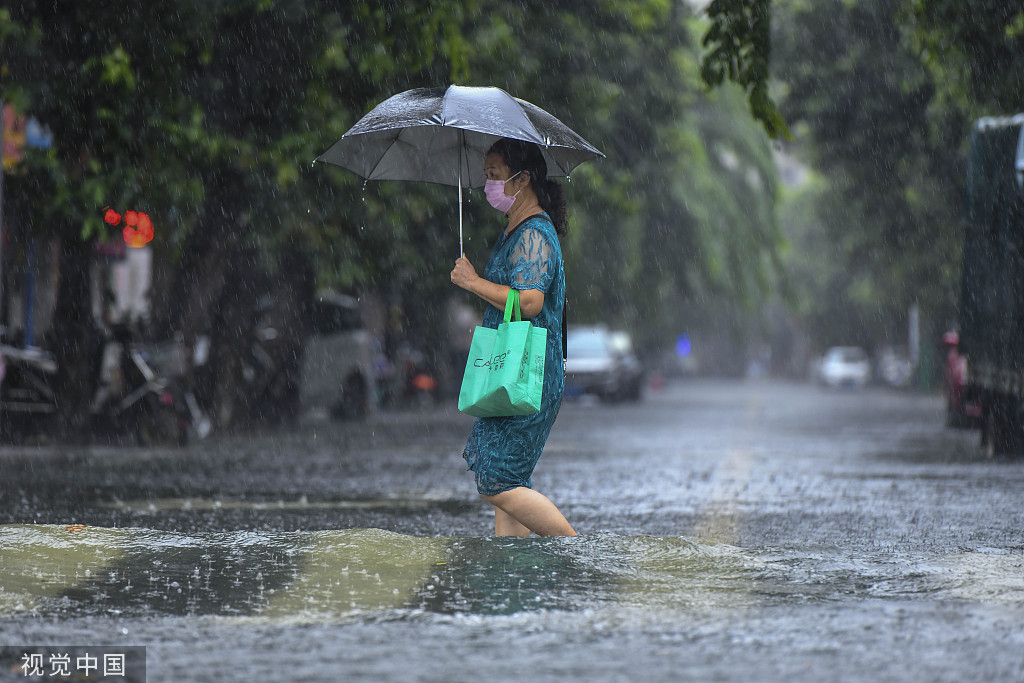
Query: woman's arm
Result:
<box><xmin>451</xmin><ymin>256</ymin><xmax>545</xmax><ymax>318</ymax></box>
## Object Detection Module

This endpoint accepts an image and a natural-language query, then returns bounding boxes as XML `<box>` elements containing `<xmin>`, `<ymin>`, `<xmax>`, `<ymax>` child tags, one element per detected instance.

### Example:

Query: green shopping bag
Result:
<box><xmin>458</xmin><ymin>289</ymin><xmax>547</xmax><ymax>417</ymax></box>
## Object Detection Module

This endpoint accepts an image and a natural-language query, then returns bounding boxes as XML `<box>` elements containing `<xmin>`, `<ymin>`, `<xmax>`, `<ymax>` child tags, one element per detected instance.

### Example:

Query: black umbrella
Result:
<box><xmin>315</xmin><ymin>85</ymin><xmax>603</xmax><ymax>254</ymax></box>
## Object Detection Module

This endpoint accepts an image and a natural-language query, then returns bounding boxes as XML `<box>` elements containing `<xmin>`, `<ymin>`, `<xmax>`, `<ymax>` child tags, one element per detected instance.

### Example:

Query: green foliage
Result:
<box><xmin>3</xmin><ymin>0</ymin><xmax>1009</xmax><ymax>380</ymax></box>
<box><xmin>907</xmin><ymin>0</ymin><xmax>1024</xmax><ymax>115</ymax></box>
<box><xmin>772</xmin><ymin>0</ymin><xmax>967</xmax><ymax>352</ymax></box>
<box><xmin>2</xmin><ymin>1</ymin><xmax>211</xmax><ymax>245</ymax></box>
<box><xmin>701</xmin><ymin>0</ymin><xmax>792</xmax><ymax>140</ymax></box>
<box><xmin>2</xmin><ymin>0</ymin><xmax>786</xmax><ymax>371</ymax></box>
<box><xmin>452</xmin><ymin>1</ymin><xmax>782</xmax><ymax>356</ymax></box>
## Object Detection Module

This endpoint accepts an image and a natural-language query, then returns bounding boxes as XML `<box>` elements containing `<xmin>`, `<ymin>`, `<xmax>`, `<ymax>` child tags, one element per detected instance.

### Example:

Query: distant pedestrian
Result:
<box><xmin>450</xmin><ymin>138</ymin><xmax>576</xmax><ymax>537</ymax></box>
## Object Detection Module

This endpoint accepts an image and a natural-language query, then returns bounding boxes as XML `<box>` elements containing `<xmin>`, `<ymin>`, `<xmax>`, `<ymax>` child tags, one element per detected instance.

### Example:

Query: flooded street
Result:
<box><xmin>2</xmin><ymin>379</ymin><xmax>1023</xmax><ymax>682</ymax></box>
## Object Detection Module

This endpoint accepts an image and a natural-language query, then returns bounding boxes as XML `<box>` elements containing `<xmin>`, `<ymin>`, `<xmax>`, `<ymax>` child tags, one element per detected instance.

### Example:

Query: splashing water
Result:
<box><xmin>2</xmin><ymin>525</ymin><xmax>1021</xmax><ymax>623</ymax></box>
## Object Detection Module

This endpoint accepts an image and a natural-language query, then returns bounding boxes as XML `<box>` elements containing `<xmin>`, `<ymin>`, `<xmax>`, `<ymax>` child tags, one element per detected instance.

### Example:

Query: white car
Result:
<box><xmin>564</xmin><ymin>326</ymin><xmax>644</xmax><ymax>402</ymax></box>
<box><xmin>817</xmin><ymin>346</ymin><xmax>871</xmax><ymax>388</ymax></box>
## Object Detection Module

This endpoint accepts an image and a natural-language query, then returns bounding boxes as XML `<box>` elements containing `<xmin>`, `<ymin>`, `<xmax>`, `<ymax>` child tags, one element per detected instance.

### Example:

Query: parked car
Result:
<box><xmin>564</xmin><ymin>325</ymin><xmax>644</xmax><ymax>402</ymax></box>
<box><xmin>816</xmin><ymin>346</ymin><xmax>871</xmax><ymax>388</ymax></box>
<box><xmin>301</xmin><ymin>291</ymin><xmax>375</xmax><ymax>418</ymax></box>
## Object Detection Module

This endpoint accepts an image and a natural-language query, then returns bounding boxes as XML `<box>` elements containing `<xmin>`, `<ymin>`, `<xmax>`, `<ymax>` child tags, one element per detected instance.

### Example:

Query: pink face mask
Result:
<box><xmin>484</xmin><ymin>171</ymin><xmax>522</xmax><ymax>213</ymax></box>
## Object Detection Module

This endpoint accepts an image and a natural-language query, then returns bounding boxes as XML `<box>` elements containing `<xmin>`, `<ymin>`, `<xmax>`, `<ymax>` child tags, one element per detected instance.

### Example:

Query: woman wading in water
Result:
<box><xmin>450</xmin><ymin>137</ymin><xmax>576</xmax><ymax>537</ymax></box>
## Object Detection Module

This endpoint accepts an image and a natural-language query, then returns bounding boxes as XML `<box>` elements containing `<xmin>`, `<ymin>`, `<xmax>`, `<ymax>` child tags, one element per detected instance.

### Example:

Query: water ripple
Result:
<box><xmin>1</xmin><ymin>525</ymin><xmax>1021</xmax><ymax>623</ymax></box>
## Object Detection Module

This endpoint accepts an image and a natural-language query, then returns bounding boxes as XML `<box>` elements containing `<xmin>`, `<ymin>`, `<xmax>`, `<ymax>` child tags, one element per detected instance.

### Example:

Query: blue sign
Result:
<box><xmin>675</xmin><ymin>333</ymin><xmax>691</xmax><ymax>357</ymax></box>
<box><xmin>25</xmin><ymin>118</ymin><xmax>53</xmax><ymax>150</ymax></box>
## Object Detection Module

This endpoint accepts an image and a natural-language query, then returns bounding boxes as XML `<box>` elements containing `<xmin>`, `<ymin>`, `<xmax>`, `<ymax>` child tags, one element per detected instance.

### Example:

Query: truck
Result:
<box><xmin>957</xmin><ymin>114</ymin><xmax>1024</xmax><ymax>456</ymax></box>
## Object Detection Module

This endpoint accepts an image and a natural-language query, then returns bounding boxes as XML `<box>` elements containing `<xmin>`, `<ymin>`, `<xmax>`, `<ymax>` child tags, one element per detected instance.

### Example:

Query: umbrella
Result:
<box><xmin>315</xmin><ymin>85</ymin><xmax>603</xmax><ymax>254</ymax></box>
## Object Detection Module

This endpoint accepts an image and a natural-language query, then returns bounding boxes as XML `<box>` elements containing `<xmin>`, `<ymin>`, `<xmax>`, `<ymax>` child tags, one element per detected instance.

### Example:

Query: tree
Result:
<box><xmin>908</xmin><ymin>0</ymin><xmax>1024</xmax><ymax>115</ymax></box>
<box><xmin>305</xmin><ymin>0</ymin><xmax>787</xmax><ymax>378</ymax></box>
<box><xmin>771</xmin><ymin>0</ymin><xmax>964</xmax><ymax>360</ymax></box>
<box><xmin>1</xmin><ymin>1</ymin><xmax>207</xmax><ymax>438</ymax></box>
<box><xmin>461</xmin><ymin>1</ymin><xmax>784</xmax><ymax>362</ymax></box>
<box><xmin>701</xmin><ymin>0</ymin><xmax>792</xmax><ymax>140</ymax></box>
<box><xmin>0</xmin><ymin>0</ymin><xmax>478</xmax><ymax>432</ymax></box>
<box><xmin>0</xmin><ymin>0</ymin><xmax>794</xmax><ymax>439</ymax></box>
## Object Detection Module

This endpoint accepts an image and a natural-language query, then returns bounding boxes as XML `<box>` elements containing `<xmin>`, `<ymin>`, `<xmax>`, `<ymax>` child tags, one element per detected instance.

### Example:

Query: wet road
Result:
<box><xmin>2</xmin><ymin>379</ymin><xmax>1023</xmax><ymax>682</ymax></box>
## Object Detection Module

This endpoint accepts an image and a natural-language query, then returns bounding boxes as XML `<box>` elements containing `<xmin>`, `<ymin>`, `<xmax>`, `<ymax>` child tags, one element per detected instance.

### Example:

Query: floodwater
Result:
<box><xmin>2</xmin><ymin>380</ymin><xmax>1023</xmax><ymax>682</ymax></box>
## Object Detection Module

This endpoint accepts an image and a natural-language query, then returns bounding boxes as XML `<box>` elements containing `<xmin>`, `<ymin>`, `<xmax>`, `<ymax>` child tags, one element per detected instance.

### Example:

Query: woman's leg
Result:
<box><xmin>494</xmin><ymin>507</ymin><xmax>531</xmax><ymax>537</ymax></box>
<box><xmin>482</xmin><ymin>487</ymin><xmax>577</xmax><ymax>537</ymax></box>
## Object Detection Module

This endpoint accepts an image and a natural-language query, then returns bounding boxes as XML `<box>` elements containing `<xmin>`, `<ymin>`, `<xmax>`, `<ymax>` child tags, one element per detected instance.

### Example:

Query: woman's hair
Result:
<box><xmin>487</xmin><ymin>138</ymin><xmax>568</xmax><ymax>236</ymax></box>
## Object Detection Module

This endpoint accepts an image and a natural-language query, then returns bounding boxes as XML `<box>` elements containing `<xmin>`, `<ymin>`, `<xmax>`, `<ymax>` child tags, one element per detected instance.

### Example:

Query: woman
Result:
<box><xmin>450</xmin><ymin>138</ymin><xmax>577</xmax><ymax>537</ymax></box>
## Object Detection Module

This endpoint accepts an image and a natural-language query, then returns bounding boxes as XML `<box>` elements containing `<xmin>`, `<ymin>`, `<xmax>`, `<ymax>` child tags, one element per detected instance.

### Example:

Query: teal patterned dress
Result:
<box><xmin>463</xmin><ymin>213</ymin><xmax>565</xmax><ymax>496</ymax></box>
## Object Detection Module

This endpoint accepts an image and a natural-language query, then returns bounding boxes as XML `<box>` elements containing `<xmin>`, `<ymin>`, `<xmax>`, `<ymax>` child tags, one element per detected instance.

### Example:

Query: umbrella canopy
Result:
<box><xmin>316</xmin><ymin>85</ymin><xmax>603</xmax><ymax>188</ymax></box>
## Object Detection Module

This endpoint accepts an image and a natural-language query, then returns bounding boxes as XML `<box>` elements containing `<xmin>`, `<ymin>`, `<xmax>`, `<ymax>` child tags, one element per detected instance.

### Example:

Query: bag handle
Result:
<box><xmin>503</xmin><ymin>288</ymin><xmax>522</xmax><ymax>323</ymax></box>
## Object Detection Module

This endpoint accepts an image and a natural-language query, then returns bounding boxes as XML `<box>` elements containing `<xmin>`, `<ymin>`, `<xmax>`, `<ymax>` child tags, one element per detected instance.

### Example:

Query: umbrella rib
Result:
<box><xmin>374</xmin><ymin>123</ymin><xmax>483</xmax><ymax>186</ymax></box>
<box><xmin>362</xmin><ymin>128</ymin><xmax>404</xmax><ymax>181</ymax></box>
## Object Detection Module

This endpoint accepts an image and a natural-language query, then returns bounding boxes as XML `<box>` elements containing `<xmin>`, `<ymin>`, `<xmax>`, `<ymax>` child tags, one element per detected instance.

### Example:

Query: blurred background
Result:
<box><xmin>0</xmin><ymin>0</ymin><xmax>1018</xmax><ymax>442</ymax></box>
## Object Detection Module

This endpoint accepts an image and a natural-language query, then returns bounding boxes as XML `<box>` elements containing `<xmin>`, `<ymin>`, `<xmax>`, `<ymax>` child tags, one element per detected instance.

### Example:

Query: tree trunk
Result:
<box><xmin>209</xmin><ymin>246</ymin><xmax>261</xmax><ymax>430</ymax></box>
<box><xmin>154</xmin><ymin>171</ymin><xmax>248</xmax><ymax>346</ymax></box>
<box><xmin>265</xmin><ymin>244</ymin><xmax>315</xmax><ymax>425</ymax></box>
<box><xmin>153</xmin><ymin>171</ymin><xmax>254</xmax><ymax>431</ymax></box>
<box><xmin>50</xmin><ymin>233</ymin><xmax>101</xmax><ymax>442</ymax></box>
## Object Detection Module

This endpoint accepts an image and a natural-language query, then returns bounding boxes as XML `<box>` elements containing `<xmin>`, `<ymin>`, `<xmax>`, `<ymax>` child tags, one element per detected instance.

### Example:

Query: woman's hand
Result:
<box><xmin>451</xmin><ymin>256</ymin><xmax>479</xmax><ymax>292</ymax></box>
<box><xmin>452</xmin><ymin>256</ymin><xmax>545</xmax><ymax>317</ymax></box>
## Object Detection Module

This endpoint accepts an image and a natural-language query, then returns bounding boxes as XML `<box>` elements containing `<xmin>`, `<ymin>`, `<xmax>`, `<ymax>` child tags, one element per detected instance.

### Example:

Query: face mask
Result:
<box><xmin>484</xmin><ymin>171</ymin><xmax>522</xmax><ymax>213</ymax></box>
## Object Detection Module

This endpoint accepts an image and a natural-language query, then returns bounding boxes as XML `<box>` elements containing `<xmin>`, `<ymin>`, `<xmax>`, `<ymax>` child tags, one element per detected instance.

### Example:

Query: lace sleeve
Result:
<box><xmin>508</xmin><ymin>225</ymin><xmax>556</xmax><ymax>292</ymax></box>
